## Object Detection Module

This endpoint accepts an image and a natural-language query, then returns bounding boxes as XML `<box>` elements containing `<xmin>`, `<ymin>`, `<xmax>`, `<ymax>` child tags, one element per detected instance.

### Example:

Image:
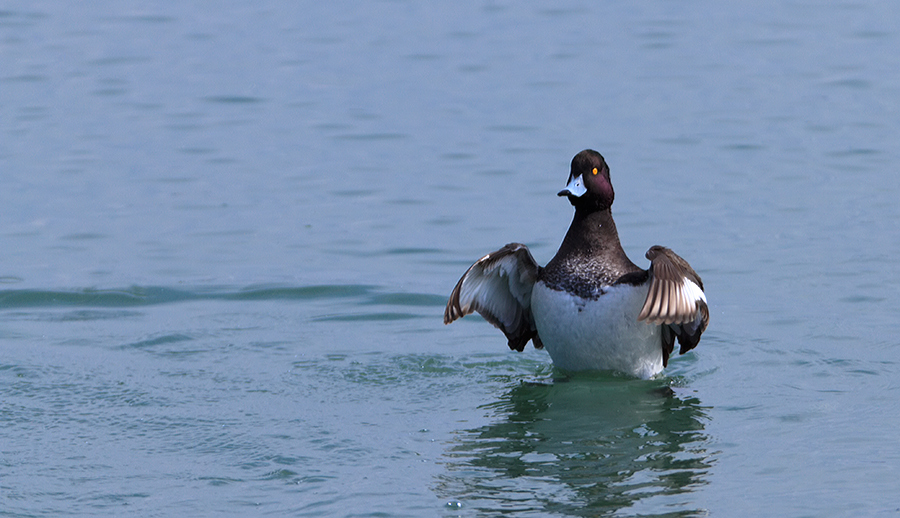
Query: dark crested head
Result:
<box><xmin>557</xmin><ymin>149</ymin><xmax>614</xmax><ymax>209</ymax></box>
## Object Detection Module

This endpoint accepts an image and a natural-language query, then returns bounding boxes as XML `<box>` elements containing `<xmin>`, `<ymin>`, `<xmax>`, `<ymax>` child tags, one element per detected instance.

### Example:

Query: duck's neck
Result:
<box><xmin>540</xmin><ymin>206</ymin><xmax>642</xmax><ymax>293</ymax></box>
<box><xmin>552</xmin><ymin>207</ymin><xmax>639</xmax><ymax>272</ymax></box>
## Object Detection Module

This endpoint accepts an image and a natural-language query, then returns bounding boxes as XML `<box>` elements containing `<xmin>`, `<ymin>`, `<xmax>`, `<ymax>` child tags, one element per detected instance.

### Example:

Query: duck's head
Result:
<box><xmin>558</xmin><ymin>149</ymin><xmax>614</xmax><ymax>210</ymax></box>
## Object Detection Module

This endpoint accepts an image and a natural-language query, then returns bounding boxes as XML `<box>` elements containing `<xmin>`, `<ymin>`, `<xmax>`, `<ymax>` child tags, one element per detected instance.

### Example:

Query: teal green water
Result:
<box><xmin>4</xmin><ymin>1</ymin><xmax>900</xmax><ymax>517</ymax></box>
<box><xmin>3</xmin><ymin>284</ymin><xmax>714</xmax><ymax>516</ymax></box>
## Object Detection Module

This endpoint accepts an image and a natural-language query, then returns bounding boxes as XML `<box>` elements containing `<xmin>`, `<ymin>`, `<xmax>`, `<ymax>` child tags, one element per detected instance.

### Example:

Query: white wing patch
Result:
<box><xmin>683</xmin><ymin>278</ymin><xmax>706</xmax><ymax>305</ymax></box>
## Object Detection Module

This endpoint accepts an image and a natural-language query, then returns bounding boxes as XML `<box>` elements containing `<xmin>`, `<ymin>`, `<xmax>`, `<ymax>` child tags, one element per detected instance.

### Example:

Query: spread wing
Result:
<box><xmin>444</xmin><ymin>243</ymin><xmax>541</xmax><ymax>351</ymax></box>
<box><xmin>637</xmin><ymin>246</ymin><xmax>709</xmax><ymax>363</ymax></box>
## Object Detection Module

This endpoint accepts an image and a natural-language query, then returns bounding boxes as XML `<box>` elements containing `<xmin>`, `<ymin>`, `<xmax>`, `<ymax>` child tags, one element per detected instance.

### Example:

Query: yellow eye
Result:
<box><xmin>592</xmin><ymin>167</ymin><xmax>598</xmax><ymax>175</ymax></box>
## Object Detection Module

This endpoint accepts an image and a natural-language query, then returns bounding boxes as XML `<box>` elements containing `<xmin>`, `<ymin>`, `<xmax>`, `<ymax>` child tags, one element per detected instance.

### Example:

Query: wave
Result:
<box><xmin>0</xmin><ymin>285</ymin><xmax>447</xmax><ymax>310</ymax></box>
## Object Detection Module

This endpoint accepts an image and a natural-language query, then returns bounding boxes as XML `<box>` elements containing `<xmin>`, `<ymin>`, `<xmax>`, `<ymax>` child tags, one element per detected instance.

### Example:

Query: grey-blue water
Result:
<box><xmin>2</xmin><ymin>2</ymin><xmax>899</xmax><ymax>516</ymax></box>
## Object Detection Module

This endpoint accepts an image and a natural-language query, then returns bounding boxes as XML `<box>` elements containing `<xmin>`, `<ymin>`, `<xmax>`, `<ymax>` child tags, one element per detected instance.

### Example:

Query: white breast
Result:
<box><xmin>531</xmin><ymin>281</ymin><xmax>664</xmax><ymax>378</ymax></box>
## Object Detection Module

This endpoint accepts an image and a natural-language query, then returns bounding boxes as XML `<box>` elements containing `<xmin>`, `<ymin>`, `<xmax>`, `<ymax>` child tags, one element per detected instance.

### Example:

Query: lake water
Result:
<box><xmin>2</xmin><ymin>1</ymin><xmax>899</xmax><ymax>516</ymax></box>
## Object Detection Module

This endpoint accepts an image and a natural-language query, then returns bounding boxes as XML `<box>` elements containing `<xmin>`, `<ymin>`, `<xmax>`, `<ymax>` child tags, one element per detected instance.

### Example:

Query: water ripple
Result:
<box><xmin>0</xmin><ymin>284</ymin><xmax>444</xmax><ymax>309</ymax></box>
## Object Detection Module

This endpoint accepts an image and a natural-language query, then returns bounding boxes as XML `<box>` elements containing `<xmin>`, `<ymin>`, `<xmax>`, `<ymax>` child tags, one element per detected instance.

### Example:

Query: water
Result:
<box><xmin>2</xmin><ymin>1</ymin><xmax>899</xmax><ymax>516</ymax></box>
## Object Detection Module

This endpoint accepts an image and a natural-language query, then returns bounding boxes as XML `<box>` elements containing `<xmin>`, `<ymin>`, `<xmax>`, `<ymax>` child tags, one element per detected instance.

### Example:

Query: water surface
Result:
<box><xmin>3</xmin><ymin>1</ymin><xmax>900</xmax><ymax>516</ymax></box>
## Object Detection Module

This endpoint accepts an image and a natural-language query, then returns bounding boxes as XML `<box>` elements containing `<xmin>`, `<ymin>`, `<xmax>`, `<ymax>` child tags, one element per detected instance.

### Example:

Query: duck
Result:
<box><xmin>444</xmin><ymin>149</ymin><xmax>708</xmax><ymax>379</ymax></box>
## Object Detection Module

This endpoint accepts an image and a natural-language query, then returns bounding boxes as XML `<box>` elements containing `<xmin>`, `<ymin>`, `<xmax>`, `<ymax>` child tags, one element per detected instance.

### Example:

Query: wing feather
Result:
<box><xmin>444</xmin><ymin>243</ymin><xmax>541</xmax><ymax>351</ymax></box>
<box><xmin>638</xmin><ymin>245</ymin><xmax>709</xmax><ymax>357</ymax></box>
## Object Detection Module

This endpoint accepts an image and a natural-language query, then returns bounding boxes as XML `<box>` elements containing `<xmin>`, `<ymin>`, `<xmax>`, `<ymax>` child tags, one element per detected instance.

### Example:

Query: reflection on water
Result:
<box><xmin>438</xmin><ymin>376</ymin><xmax>713</xmax><ymax>517</ymax></box>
